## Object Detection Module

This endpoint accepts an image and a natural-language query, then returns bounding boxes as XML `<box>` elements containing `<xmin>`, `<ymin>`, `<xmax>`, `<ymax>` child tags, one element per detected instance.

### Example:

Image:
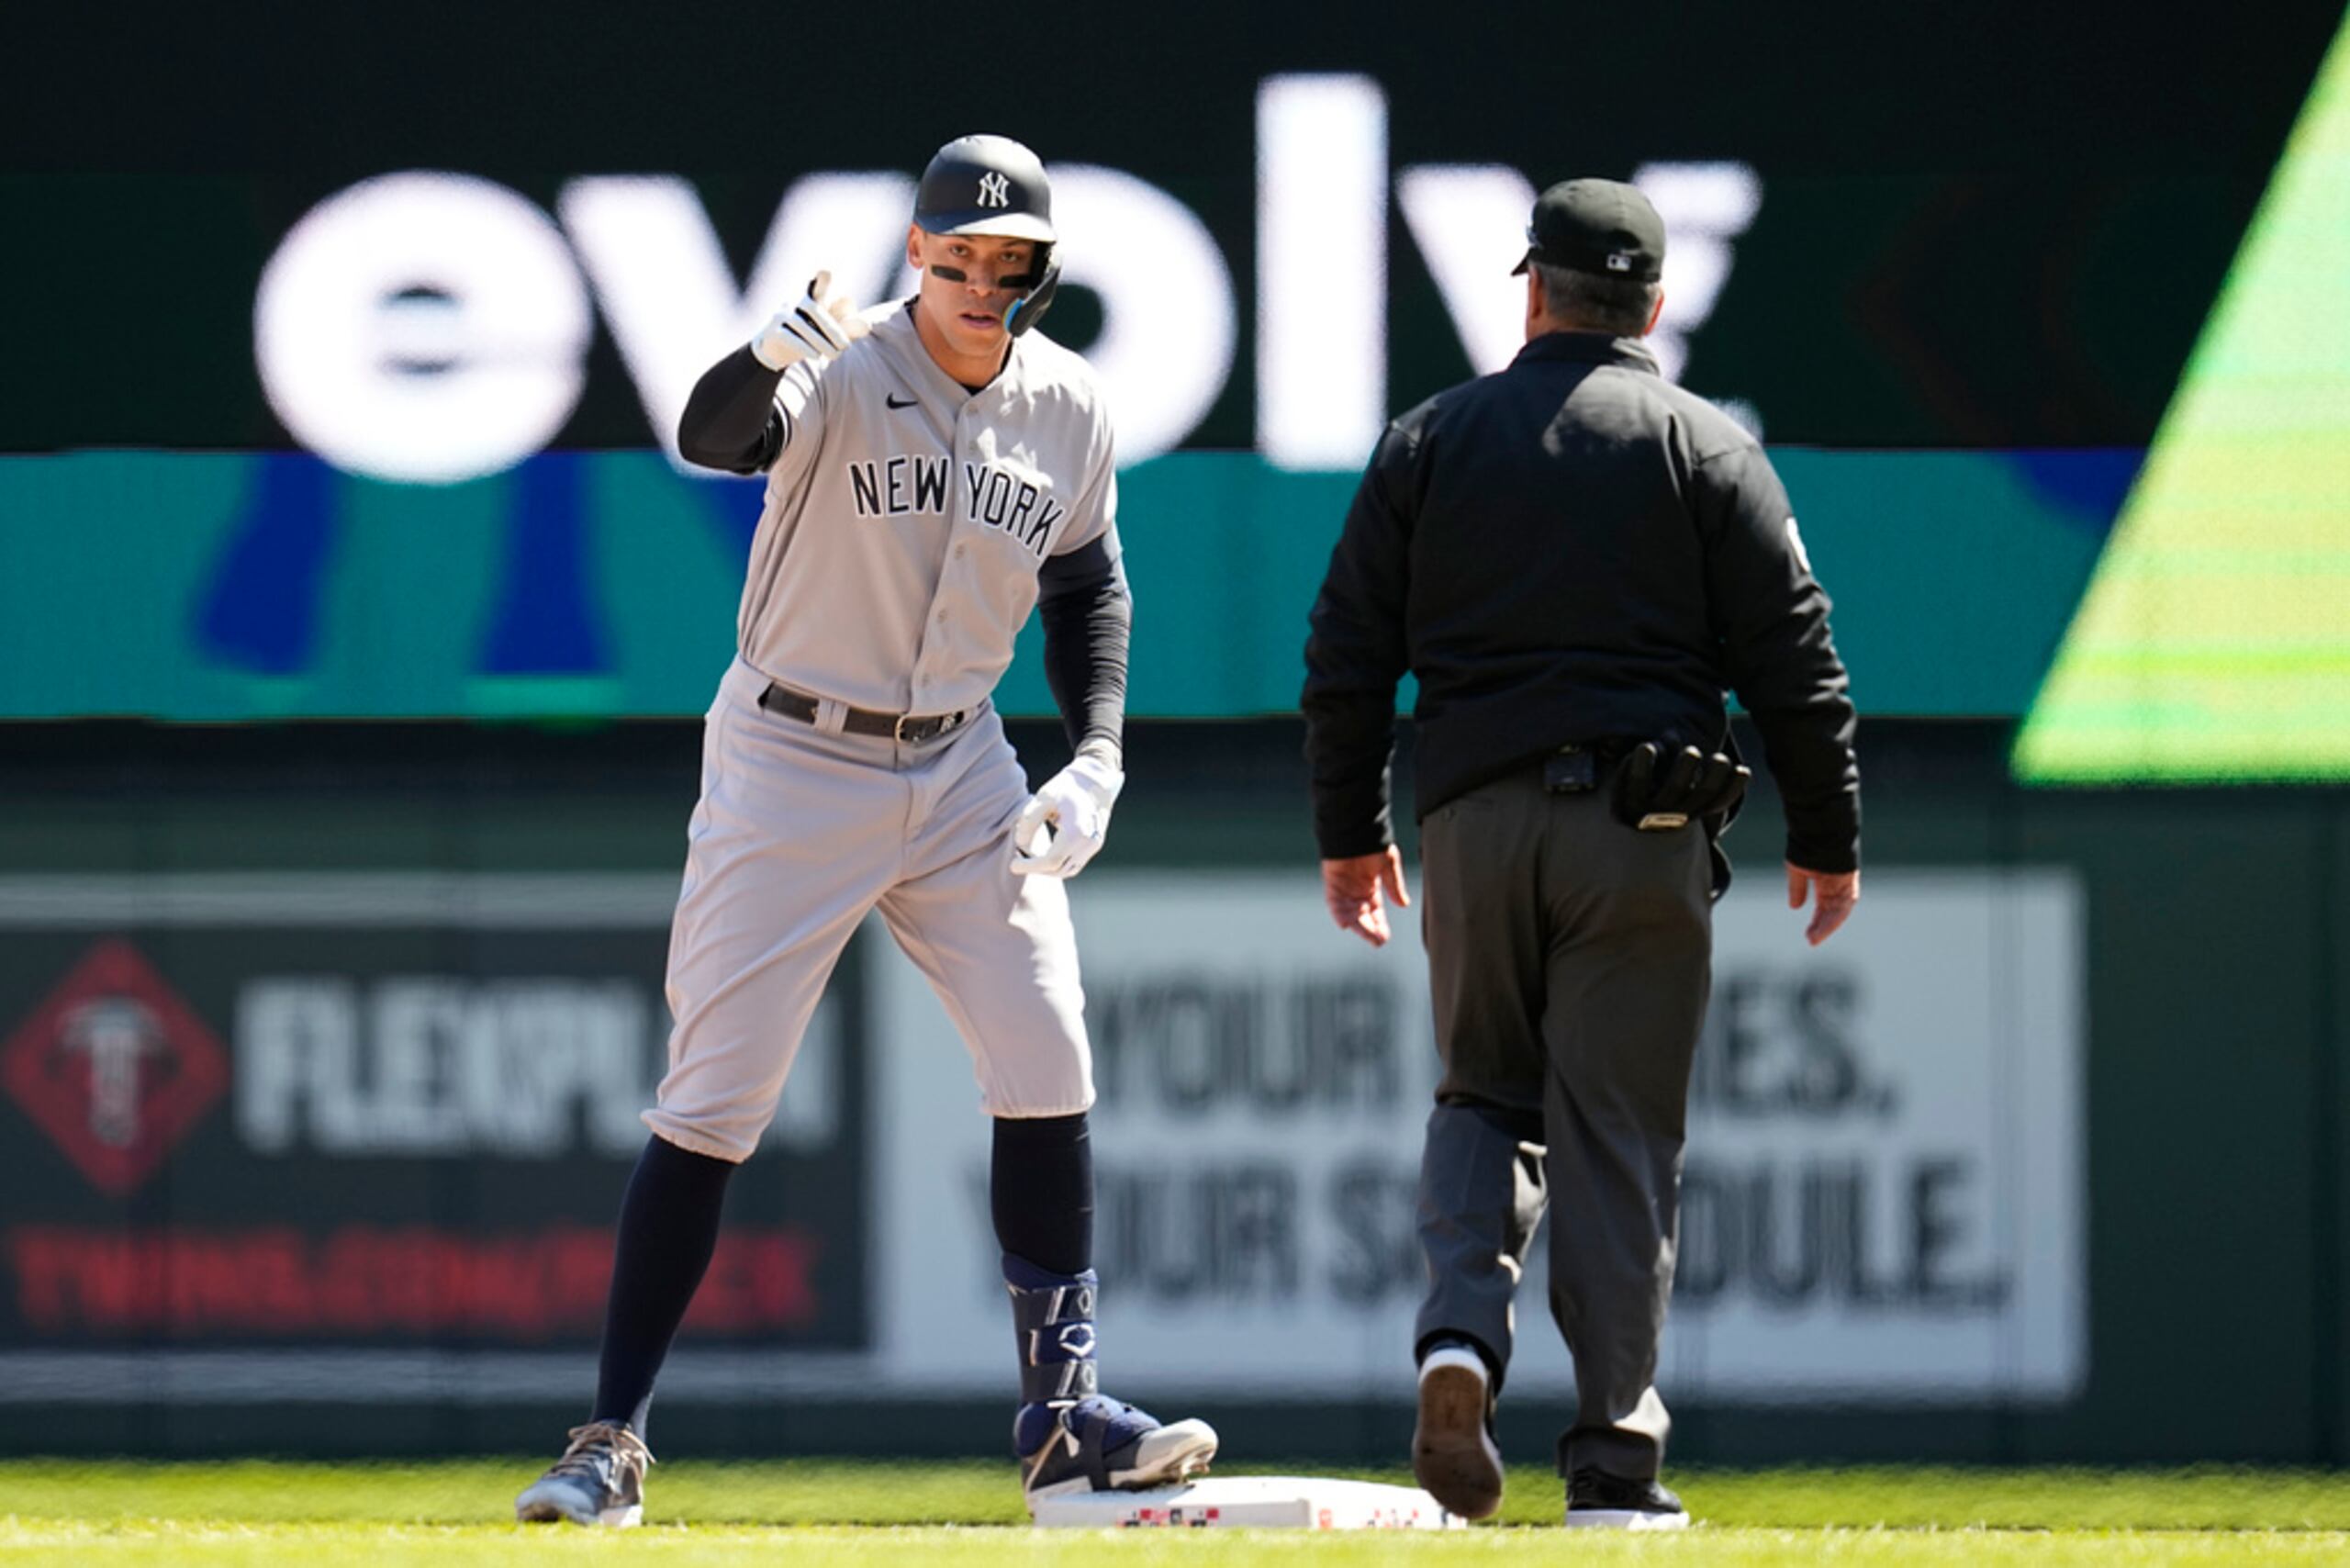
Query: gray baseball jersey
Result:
<box><xmin>739</xmin><ymin>303</ymin><xmax>1121</xmax><ymax>716</ymax></box>
<box><xmin>648</xmin><ymin>305</ymin><xmax>1122</xmax><ymax>1159</ymax></box>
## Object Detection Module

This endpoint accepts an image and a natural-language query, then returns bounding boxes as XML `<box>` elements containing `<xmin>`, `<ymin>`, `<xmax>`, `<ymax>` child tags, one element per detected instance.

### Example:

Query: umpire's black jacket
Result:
<box><xmin>1302</xmin><ymin>330</ymin><xmax>1860</xmax><ymax>873</ymax></box>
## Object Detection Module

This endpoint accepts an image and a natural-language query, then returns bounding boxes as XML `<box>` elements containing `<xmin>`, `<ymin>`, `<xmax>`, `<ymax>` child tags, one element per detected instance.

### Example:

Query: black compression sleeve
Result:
<box><xmin>677</xmin><ymin>345</ymin><xmax>787</xmax><ymax>474</ymax></box>
<box><xmin>1036</xmin><ymin>536</ymin><xmax>1131</xmax><ymax>761</ymax></box>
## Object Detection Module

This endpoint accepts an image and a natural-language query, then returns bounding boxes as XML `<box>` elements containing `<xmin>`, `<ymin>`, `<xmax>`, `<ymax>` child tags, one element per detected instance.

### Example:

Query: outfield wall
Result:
<box><xmin>0</xmin><ymin>719</ymin><xmax>2342</xmax><ymax>1465</ymax></box>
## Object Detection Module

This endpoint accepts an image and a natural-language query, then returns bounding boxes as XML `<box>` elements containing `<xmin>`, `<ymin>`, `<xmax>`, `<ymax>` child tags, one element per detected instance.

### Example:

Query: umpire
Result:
<box><xmin>1301</xmin><ymin>178</ymin><xmax>1860</xmax><ymax>1529</ymax></box>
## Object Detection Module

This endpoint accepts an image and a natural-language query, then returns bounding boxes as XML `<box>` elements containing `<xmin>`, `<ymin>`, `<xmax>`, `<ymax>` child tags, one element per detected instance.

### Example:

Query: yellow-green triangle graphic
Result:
<box><xmin>2014</xmin><ymin>8</ymin><xmax>2350</xmax><ymax>783</ymax></box>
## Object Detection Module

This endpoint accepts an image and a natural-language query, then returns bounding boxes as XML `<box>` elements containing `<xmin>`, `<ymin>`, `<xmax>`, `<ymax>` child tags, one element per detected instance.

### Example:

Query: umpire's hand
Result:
<box><xmin>1323</xmin><ymin>847</ymin><xmax>1411</xmax><ymax>947</ymax></box>
<box><xmin>1786</xmin><ymin>863</ymin><xmax>1860</xmax><ymax>946</ymax></box>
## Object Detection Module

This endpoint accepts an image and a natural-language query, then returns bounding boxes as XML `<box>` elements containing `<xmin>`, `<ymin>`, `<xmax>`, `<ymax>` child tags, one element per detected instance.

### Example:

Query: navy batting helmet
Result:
<box><xmin>914</xmin><ymin>134</ymin><xmax>1061</xmax><ymax>337</ymax></box>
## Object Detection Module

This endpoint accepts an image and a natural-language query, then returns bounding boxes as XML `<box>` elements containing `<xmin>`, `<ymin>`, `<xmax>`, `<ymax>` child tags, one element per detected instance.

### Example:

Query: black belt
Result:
<box><xmin>1550</xmin><ymin>738</ymin><xmax>1666</xmax><ymax>773</ymax></box>
<box><xmin>757</xmin><ymin>682</ymin><xmax>973</xmax><ymax>745</ymax></box>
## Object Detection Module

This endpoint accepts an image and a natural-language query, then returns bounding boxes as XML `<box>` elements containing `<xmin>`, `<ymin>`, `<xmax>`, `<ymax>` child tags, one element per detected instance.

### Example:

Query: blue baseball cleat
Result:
<box><xmin>514</xmin><ymin>1420</ymin><xmax>652</xmax><ymax>1527</ymax></box>
<box><xmin>1017</xmin><ymin>1395</ymin><xmax>1219</xmax><ymax>1506</ymax></box>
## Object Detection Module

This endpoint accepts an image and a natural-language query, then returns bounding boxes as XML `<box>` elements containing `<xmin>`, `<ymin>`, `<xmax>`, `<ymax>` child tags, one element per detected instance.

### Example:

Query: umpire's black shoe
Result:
<box><xmin>1411</xmin><ymin>1344</ymin><xmax>1504</xmax><ymax>1520</ymax></box>
<box><xmin>1564</xmin><ymin>1466</ymin><xmax>1688</xmax><ymax>1530</ymax></box>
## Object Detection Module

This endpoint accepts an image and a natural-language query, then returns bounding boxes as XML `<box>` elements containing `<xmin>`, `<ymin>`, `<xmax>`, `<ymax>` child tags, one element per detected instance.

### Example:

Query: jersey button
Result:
<box><xmin>953</xmin><ymin>544</ymin><xmax>968</xmax><ymax>559</ymax></box>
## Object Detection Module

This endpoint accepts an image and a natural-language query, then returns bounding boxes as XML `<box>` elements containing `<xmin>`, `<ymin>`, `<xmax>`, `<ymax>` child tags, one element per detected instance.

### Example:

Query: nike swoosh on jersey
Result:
<box><xmin>886</xmin><ymin>394</ymin><xmax>919</xmax><ymax>409</ymax></box>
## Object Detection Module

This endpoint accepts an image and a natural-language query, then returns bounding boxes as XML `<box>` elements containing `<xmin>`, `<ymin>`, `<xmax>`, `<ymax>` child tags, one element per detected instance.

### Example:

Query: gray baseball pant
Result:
<box><xmin>1411</xmin><ymin>769</ymin><xmax>1713</xmax><ymax>1481</ymax></box>
<box><xmin>646</xmin><ymin>657</ymin><xmax>1093</xmax><ymax>1163</ymax></box>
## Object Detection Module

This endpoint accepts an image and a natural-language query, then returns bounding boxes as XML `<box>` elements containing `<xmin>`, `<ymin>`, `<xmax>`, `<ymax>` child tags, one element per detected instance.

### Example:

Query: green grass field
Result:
<box><xmin>6</xmin><ymin>1460</ymin><xmax>2349</xmax><ymax>1564</ymax></box>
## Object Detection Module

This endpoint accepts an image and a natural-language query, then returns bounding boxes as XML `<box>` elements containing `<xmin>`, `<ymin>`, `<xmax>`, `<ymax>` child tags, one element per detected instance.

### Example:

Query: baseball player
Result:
<box><xmin>515</xmin><ymin>134</ymin><xmax>1216</xmax><ymax>1528</ymax></box>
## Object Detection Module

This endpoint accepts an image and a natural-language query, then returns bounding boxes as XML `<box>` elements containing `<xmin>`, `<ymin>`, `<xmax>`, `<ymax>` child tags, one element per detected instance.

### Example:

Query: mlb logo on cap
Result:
<box><xmin>1511</xmin><ymin>178</ymin><xmax>1666</xmax><ymax>284</ymax></box>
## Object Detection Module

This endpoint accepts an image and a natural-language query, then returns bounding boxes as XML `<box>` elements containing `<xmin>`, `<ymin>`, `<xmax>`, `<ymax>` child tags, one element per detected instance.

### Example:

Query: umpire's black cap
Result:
<box><xmin>1513</xmin><ymin>179</ymin><xmax>1664</xmax><ymax>282</ymax></box>
<box><xmin>914</xmin><ymin>134</ymin><xmax>1057</xmax><ymax>243</ymax></box>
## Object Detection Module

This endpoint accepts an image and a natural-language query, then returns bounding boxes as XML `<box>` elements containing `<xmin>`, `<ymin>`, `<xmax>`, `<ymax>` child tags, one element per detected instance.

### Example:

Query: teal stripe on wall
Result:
<box><xmin>0</xmin><ymin>449</ymin><xmax>2118</xmax><ymax>722</ymax></box>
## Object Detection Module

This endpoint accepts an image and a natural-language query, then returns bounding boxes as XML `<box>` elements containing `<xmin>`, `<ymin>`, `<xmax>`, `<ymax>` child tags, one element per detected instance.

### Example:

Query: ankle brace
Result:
<box><xmin>1005</xmin><ymin>1253</ymin><xmax>1100</xmax><ymax>1406</ymax></box>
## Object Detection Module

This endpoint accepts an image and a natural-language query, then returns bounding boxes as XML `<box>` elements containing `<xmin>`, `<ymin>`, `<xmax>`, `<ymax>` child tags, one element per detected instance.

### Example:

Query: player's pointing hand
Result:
<box><xmin>752</xmin><ymin>270</ymin><xmax>870</xmax><ymax>371</ymax></box>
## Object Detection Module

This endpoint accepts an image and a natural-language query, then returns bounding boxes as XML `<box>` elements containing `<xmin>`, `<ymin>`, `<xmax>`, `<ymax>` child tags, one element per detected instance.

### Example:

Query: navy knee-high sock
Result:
<box><xmin>591</xmin><ymin>1135</ymin><xmax>736</xmax><ymax>1433</ymax></box>
<box><xmin>991</xmin><ymin>1111</ymin><xmax>1092</xmax><ymax>1276</ymax></box>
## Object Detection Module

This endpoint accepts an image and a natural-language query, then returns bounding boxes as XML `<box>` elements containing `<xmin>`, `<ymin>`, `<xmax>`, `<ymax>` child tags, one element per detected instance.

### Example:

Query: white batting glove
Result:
<box><xmin>751</xmin><ymin>270</ymin><xmax>869</xmax><ymax>371</ymax></box>
<box><xmin>1012</xmin><ymin>753</ymin><xmax>1125</xmax><ymax>879</ymax></box>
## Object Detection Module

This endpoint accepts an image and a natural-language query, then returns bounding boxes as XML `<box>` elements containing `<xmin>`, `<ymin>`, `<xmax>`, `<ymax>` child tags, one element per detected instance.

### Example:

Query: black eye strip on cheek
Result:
<box><xmin>929</xmin><ymin>264</ymin><xmax>969</xmax><ymax>283</ymax></box>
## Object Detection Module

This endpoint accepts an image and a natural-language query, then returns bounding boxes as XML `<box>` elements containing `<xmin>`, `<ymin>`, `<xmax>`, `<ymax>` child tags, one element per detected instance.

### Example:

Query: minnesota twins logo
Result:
<box><xmin>1</xmin><ymin>938</ymin><xmax>230</xmax><ymax>1196</ymax></box>
<box><xmin>978</xmin><ymin>172</ymin><xmax>1011</xmax><ymax>208</ymax></box>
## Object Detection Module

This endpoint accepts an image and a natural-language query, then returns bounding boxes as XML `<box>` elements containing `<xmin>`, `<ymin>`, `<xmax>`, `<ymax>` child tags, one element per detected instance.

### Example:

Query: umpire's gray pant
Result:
<box><xmin>1413</xmin><ymin>768</ymin><xmax>1713</xmax><ymax>1481</ymax></box>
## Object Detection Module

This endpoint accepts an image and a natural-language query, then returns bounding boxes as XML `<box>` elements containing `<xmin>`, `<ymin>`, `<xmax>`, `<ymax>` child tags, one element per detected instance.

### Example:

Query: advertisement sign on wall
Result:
<box><xmin>0</xmin><ymin>867</ymin><xmax>2081</xmax><ymax>1410</ymax></box>
<box><xmin>0</xmin><ymin>875</ymin><xmax>866</xmax><ymax>1403</ymax></box>
<box><xmin>871</xmin><ymin>869</ymin><xmax>2084</xmax><ymax>1404</ymax></box>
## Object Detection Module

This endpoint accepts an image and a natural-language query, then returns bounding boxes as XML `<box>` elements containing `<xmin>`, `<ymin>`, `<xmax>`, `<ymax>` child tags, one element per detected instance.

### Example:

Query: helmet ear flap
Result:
<box><xmin>1006</xmin><ymin>267</ymin><xmax>1060</xmax><ymax>337</ymax></box>
<box><xmin>1005</xmin><ymin>248</ymin><xmax>1060</xmax><ymax>338</ymax></box>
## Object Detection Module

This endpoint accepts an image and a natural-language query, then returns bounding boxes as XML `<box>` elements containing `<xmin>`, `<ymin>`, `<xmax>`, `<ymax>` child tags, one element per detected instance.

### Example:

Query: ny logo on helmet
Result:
<box><xmin>977</xmin><ymin>172</ymin><xmax>1011</xmax><ymax>208</ymax></box>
